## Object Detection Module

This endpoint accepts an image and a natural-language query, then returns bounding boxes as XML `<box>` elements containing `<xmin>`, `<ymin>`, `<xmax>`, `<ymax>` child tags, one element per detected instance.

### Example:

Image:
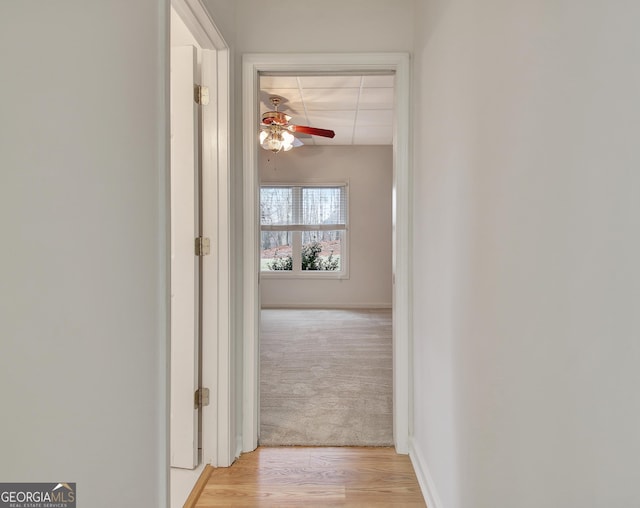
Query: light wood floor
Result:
<box><xmin>194</xmin><ymin>447</ymin><xmax>426</xmax><ymax>507</ymax></box>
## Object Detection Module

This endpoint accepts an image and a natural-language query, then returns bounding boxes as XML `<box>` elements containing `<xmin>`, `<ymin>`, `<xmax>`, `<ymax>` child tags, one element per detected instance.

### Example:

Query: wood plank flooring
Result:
<box><xmin>194</xmin><ymin>447</ymin><xmax>426</xmax><ymax>507</ymax></box>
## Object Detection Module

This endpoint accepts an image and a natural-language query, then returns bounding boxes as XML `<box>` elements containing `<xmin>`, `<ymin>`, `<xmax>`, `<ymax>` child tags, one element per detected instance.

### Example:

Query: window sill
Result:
<box><xmin>260</xmin><ymin>271</ymin><xmax>349</xmax><ymax>280</ymax></box>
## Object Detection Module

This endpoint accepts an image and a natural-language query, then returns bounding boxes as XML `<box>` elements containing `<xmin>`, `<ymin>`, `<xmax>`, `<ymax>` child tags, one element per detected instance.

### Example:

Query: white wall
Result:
<box><xmin>412</xmin><ymin>1</ymin><xmax>640</xmax><ymax>507</ymax></box>
<box><xmin>260</xmin><ymin>145</ymin><xmax>392</xmax><ymax>308</ymax></box>
<box><xmin>0</xmin><ymin>2</ymin><xmax>168</xmax><ymax>507</ymax></box>
<box><xmin>232</xmin><ymin>0</ymin><xmax>414</xmax><ymax>54</ymax></box>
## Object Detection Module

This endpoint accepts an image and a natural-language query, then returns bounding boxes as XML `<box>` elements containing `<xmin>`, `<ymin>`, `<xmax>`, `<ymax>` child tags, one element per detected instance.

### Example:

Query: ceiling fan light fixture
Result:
<box><xmin>281</xmin><ymin>130</ymin><xmax>294</xmax><ymax>151</ymax></box>
<box><xmin>260</xmin><ymin>128</ymin><xmax>283</xmax><ymax>153</ymax></box>
<box><xmin>260</xmin><ymin>126</ymin><xmax>295</xmax><ymax>153</ymax></box>
<box><xmin>258</xmin><ymin>95</ymin><xmax>335</xmax><ymax>153</ymax></box>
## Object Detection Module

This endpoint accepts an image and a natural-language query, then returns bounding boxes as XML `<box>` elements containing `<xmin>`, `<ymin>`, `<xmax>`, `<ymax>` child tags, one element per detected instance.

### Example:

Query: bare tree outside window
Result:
<box><xmin>260</xmin><ymin>185</ymin><xmax>347</xmax><ymax>274</ymax></box>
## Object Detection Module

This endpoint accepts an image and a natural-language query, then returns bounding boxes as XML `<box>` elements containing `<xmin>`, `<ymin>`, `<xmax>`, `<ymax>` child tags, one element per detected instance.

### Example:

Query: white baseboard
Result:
<box><xmin>235</xmin><ymin>436</ymin><xmax>243</xmax><ymax>462</ymax></box>
<box><xmin>409</xmin><ymin>437</ymin><xmax>444</xmax><ymax>508</ymax></box>
<box><xmin>260</xmin><ymin>302</ymin><xmax>392</xmax><ymax>309</ymax></box>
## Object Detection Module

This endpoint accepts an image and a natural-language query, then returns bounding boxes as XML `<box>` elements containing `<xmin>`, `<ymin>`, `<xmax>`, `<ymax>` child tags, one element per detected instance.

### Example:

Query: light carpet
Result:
<box><xmin>260</xmin><ymin>308</ymin><xmax>393</xmax><ymax>446</ymax></box>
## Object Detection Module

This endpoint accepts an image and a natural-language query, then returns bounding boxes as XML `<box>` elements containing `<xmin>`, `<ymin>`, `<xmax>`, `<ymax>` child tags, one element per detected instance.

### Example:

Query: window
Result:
<box><xmin>260</xmin><ymin>184</ymin><xmax>348</xmax><ymax>276</ymax></box>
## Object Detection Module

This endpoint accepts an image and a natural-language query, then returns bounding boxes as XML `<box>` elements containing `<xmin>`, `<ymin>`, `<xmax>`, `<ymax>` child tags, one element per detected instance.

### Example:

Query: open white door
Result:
<box><xmin>170</xmin><ymin>45</ymin><xmax>199</xmax><ymax>469</ymax></box>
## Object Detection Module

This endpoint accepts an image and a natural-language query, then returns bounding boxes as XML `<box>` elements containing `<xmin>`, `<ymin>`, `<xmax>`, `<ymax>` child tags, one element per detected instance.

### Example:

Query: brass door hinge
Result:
<box><xmin>195</xmin><ymin>237</ymin><xmax>210</xmax><ymax>256</ymax></box>
<box><xmin>194</xmin><ymin>85</ymin><xmax>209</xmax><ymax>105</ymax></box>
<box><xmin>195</xmin><ymin>387</ymin><xmax>210</xmax><ymax>409</ymax></box>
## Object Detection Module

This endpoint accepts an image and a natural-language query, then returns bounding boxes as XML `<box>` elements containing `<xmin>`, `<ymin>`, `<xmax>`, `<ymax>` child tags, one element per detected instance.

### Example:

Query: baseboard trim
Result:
<box><xmin>183</xmin><ymin>464</ymin><xmax>214</xmax><ymax>508</ymax></box>
<box><xmin>409</xmin><ymin>437</ymin><xmax>444</xmax><ymax>508</ymax></box>
<box><xmin>236</xmin><ymin>435</ymin><xmax>243</xmax><ymax>462</ymax></box>
<box><xmin>260</xmin><ymin>303</ymin><xmax>392</xmax><ymax>310</ymax></box>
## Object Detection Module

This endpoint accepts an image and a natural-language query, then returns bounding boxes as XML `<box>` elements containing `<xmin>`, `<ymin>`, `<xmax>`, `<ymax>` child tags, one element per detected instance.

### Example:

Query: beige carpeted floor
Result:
<box><xmin>259</xmin><ymin>308</ymin><xmax>393</xmax><ymax>446</ymax></box>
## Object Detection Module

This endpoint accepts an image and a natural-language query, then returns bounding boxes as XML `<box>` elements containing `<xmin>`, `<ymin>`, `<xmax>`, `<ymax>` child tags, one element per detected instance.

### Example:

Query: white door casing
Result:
<box><xmin>170</xmin><ymin>0</ymin><xmax>234</xmax><ymax>469</ymax></box>
<box><xmin>241</xmin><ymin>53</ymin><xmax>412</xmax><ymax>454</ymax></box>
<box><xmin>170</xmin><ymin>1</ymin><xmax>234</xmax><ymax>502</ymax></box>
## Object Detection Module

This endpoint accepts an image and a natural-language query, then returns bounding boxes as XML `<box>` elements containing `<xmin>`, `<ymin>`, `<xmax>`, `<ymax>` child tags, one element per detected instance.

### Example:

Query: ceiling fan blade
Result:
<box><xmin>291</xmin><ymin>124</ymin><xmax>335</xmax><ymax>138</ymax></box>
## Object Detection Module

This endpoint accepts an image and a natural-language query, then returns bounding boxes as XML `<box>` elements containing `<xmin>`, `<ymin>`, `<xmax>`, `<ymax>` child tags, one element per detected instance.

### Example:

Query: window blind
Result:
<box><xmin>261</xmin><ymin>185</ymin><xmax>347</xmax><ymax>232</ymax></box>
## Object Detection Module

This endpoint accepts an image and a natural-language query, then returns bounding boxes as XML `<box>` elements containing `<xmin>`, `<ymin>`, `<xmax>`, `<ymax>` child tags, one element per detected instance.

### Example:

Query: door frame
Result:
<box><xmin>171</xmin><ymin>0</ymin><xmax>234</xmax><ymax>468</ymax></box>
<box><xmin>241</xmin><ymin>52</ymin><xmax>412</xmax><ymax>454</ymax></box>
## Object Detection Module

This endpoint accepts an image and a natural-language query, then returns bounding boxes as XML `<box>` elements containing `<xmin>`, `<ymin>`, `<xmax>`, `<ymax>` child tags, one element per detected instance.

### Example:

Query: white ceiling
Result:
<box><xmin>259</xmin><ymin>74</ymin><xmax>395</xmax><ymax>146</ymax></box>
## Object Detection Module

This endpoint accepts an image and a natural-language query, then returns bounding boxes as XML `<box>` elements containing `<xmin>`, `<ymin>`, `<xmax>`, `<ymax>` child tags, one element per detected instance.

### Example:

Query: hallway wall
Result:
<box><xmin>412</xmin><ymin>1</ymin><xmax>640</xmax><ymax>507</ymax></box>
<box><xmin>0</xmin><ymin>2</ymin><xmax>168</xmax><ymax>506</ymax></box>
<box><xmin>230</xmin><ymin>0</ymin><xmax>414</xmax><ymax>54</ymax></box>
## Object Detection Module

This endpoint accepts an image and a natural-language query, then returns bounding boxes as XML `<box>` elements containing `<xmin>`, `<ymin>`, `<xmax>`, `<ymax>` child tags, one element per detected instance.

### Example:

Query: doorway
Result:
<box><xmin>169</xmin><ymin>1</ymin><xmax>232</xmax><ymax>506</ymax></box>
<box><xmin>242</xmin><ymin>53</ymin><xmax>411</xmax><ymax>454</ymax></box>
<box><xmin>256</xmin><ymin>72</ymin><xmax>396</xmax><ymax>443</ymax></box>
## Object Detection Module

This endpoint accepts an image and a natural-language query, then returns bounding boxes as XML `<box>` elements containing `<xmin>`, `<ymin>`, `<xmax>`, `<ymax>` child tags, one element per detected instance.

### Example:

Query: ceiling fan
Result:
<box><xmin>260</xmin><ymin>96</ymin><xmax>335</xmax><ymax>153</ymax></box>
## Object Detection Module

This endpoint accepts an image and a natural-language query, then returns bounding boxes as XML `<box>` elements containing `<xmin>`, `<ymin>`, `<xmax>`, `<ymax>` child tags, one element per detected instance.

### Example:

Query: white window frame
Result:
<box><xmin>259</xmin><ymin>182</ymin><xmax>349</xmax><ymax>280</ymax></box>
